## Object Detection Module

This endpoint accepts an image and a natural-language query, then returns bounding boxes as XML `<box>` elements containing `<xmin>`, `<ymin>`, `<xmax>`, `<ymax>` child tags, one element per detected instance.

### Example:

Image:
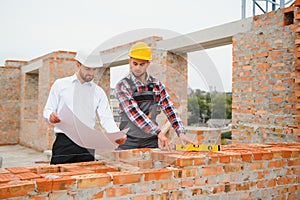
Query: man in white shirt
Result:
<box><xmin>43</xmin><ymin>50</ymin><xmax>120</xmax><ymax>164</ymax></box>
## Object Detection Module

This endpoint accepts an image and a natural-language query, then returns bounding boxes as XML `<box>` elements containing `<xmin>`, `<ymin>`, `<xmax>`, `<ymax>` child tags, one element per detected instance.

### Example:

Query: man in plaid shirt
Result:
<box><xmin>115</xmin><ymin>42</ymin><xmax>195</xmax><ymax>150</ymax></box>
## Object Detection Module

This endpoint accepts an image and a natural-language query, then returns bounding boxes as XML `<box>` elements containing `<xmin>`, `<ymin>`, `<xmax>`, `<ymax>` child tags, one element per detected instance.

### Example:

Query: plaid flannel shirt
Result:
<box><xmin>115</xmin><ymin>73</ymin><xmax>185</xmax><ymax>136</ymax></box>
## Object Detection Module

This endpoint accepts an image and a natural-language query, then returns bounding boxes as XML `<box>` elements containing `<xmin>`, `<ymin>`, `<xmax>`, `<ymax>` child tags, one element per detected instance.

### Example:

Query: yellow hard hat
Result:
<box><xmin>128</xmin><ymin>42</ymin><xmax>152</xmax><ymax>61</ymax></box>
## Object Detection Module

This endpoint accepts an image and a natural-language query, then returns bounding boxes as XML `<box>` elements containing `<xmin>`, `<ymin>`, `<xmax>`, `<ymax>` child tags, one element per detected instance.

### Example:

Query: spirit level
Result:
<box><xmin>175</xmin><ymin>144</ymin><xmax>220</xmax><ymax>152</ymax></box>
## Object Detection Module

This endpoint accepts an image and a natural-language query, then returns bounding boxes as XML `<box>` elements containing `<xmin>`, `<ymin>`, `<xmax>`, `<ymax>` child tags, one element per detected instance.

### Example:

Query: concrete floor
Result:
<box><xmin>0</xmin><ymin>144</ymin><xmax>49</xmax><ymax>168</ymax></box>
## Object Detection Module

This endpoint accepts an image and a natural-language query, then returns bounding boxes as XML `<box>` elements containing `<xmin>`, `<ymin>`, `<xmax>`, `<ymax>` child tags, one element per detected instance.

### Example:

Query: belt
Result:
<box><xmin>55</xmin><ymin>132</ymin><xmax>65</xmax><ymax>137</ymax></box>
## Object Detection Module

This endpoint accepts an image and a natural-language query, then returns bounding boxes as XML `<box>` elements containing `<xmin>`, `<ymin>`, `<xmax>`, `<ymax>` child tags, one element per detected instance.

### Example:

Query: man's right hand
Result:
<box><xmin>157</xmin><ymin>132</ymin><xmax>172</xmax><ymax>151</ymax></box>
<box><xmin>49</xmin><ymin>112</ymin><xmax>61</xmax><ymax>123</ymax></box>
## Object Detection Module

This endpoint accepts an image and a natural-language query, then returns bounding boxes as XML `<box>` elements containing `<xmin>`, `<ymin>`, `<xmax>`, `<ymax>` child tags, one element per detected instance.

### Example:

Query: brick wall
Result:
<box><xmin>0</xmin><ymin>61</ymin><xmax>25</xmax><ymax>144</ymax></box>
<box><xmin>0</xmin><ymin>142</ymin><xmax>299</xmax><ymax>199</ymax></box>
<box><xmin>19</xmin><ymin>51</ymin><xmax>76</xmax><ymax>151</ymax></box>
<box><xmin>293</xmin><ymin>1</ymin><xmax>300</xmax><ymax>144</ymax></box>
<box><xmin>232</xmin><ymin>6</ymin><xmax>300</xmax><ymax>143</ymax></box>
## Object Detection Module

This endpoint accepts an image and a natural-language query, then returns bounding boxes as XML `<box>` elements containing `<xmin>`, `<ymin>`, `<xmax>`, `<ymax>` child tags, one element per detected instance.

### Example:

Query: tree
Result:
<box><xmin>210</xmin><ymin>92</ymin><xmax>227</xmax><ymax>119</ymax></box>
<box><xmin>188</xmin><ymin>89</ymin><xmax>232</xmax><ymax>126</ymax></box>
<box><xmin>226</xmin><ymin>93</ymin><xmax>232</xmax><ymax>119</ymax></box>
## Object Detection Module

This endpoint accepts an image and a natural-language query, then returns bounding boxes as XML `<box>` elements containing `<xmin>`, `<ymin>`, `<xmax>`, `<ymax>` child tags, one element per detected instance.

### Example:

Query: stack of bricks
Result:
<box><xmin>232</xmin><ymin>5</ymin><xmax>299</xmax><ymax>143</ymax></box>
<box><xmin>294</xmin><ymin>0</ymin><xmax>300</xmax><ymax>142</ymax></box>
<box><xmin>0</xmin><ymin>142</ymin><xmax>299</xmax><ymax>199</ymax></box>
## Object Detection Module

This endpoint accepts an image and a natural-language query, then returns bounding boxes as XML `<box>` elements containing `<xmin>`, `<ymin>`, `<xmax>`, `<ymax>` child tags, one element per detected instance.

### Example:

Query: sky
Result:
<box><xmin>1</xmin><ymin>0</ymin><xmax>256</xmax><ymax>92</ymax></box>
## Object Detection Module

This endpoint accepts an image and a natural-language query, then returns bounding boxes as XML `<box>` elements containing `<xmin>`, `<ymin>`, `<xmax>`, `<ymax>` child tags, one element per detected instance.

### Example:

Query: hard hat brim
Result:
<box><xmin>74</xmin><ymin>50</ymin><xmax>103</xmax><ymax>68</ymax></box>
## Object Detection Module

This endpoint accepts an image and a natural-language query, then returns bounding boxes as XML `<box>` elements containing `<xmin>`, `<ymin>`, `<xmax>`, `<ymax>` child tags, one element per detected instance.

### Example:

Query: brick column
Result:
<box><xmin>293</xmin><ymin>1</ymin><xmax>300</xmax><ymax>142</ymax></box>
<box><xmin>150</xmin><ymin>47</ymin><xmax>188</xmax><ymax>140</ymax></box>
<box><xmin>0</xmin><ymin>61</ymin><xmax>24</xmax><ymax>144</ymax></box>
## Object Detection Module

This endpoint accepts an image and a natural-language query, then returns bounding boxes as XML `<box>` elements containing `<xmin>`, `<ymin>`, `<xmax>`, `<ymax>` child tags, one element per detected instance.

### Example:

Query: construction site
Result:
<box><xmin>0</xmin><ymin>1</ymin><xmax>300</xmax><ymax>199</ymax></box>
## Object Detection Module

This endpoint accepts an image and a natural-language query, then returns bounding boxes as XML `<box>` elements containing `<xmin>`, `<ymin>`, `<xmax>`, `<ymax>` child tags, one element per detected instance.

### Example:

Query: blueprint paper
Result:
<box><xmin>56</xmin><ymin>104</ymin><xmax>127</xmax><ymax>150</ymax></box>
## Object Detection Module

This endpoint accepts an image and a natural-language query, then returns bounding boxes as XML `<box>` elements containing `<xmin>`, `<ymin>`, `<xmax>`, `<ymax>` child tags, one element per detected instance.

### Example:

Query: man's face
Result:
<box><xmin>76</xmin><ymin>62</ymin><xmax>98</xmax><ymax>82</ymax></box>
<box><xmin>129</xmin><ymin>57</ymin><xmax>150</xmax><ymax>79</ymax></box>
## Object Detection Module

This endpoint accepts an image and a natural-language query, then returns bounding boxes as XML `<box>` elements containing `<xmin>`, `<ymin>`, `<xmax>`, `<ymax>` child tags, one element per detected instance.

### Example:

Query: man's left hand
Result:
<box><xmin>115</xmin><ymin>135</ymin><xmax>127</xmax><ymax>145</ymax></box>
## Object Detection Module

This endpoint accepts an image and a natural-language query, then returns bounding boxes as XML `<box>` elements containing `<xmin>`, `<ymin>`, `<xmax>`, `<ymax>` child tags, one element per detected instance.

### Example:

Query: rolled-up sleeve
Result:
<box><xmin>43</xmin><ymin>81</ymin><xmax>59</xmax><ymax>122</ymax></box>
<box><xmin>96</xmin><ymin>88</ymin><xmax>120</xmax><ymax>133</ymax></box>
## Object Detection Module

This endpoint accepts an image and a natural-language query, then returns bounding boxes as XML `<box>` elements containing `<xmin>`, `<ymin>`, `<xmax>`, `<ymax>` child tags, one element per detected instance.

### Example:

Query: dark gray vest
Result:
<box><xmin>119</xmin><ymin>77</ymin><xmax>159</xmax><ymax>138</ymax></box>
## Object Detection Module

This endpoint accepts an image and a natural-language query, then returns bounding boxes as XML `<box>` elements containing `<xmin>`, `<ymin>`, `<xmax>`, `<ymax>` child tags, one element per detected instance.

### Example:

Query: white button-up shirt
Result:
<box><xmin>43</xmin><ymin>73</ymin><xmax>119</xmax><ymax>133</ymax></box>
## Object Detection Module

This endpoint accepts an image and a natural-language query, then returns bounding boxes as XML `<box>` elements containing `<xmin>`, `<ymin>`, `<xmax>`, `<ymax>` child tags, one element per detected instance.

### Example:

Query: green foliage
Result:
<box><xmin>188</xmin><ymin>90</ymin><xmax>232</xmax><ymax>126</ymax></box>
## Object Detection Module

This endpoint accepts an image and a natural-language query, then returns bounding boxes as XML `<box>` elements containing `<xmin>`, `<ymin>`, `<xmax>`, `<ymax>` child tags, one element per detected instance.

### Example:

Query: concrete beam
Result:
<box><xmin>101</xmin><ymin>48</ymin><xmax>129</xmax><ymax>68</ymax></box>
<box><xmin>156</xmin><ymin>17</ymin><xmax>253</xmax><ymax>53</ymax></box>
<box><xmin>100</xmin><ymin>18</ymin><xmax>252</xmax><ymax>67</ymax></box>
<box><xmin>21</xmin><ymin>60</ymin><xmax>42</xmax><ymax>74</ymax></box>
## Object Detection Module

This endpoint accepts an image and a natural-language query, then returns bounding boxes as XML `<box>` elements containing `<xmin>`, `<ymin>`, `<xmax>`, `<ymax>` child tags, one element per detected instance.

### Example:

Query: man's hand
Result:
<box><xmin>115</xmin><ymin>135</ymin><xmax>127</xmax><ymax>145</ymax></box>
<box><xmin>157</xmin><ymin>132</ymin><xmax>172</xmax><ymax>151</ymax></box>
<box><xmin>49</xmin><ymin>112</ymin><xmax>61</xmax><ymax>123</ymax></box>
<box><xmin>178</xmin><ymin>132</ymin><xmax>198</xmax><ymax>145</ymax></box>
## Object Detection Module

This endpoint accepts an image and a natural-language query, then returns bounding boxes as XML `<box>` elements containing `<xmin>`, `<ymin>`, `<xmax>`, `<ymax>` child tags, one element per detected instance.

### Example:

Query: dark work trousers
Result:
<box><xmin>116</xmin><ymin>134</ymin><xmax>158</xmax><ymax>150</ymax></box>
<box><xmin>50</xmin><ymin>133</ymin><xmax>95</xmax><ymax>165</ymax></box>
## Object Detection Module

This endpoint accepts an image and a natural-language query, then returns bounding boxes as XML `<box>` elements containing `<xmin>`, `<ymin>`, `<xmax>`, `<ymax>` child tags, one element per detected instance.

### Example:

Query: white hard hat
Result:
<box><xmin>74</xmin><ymin>50</ymin><xmax>103</xmax><ymax>68</ymax></box>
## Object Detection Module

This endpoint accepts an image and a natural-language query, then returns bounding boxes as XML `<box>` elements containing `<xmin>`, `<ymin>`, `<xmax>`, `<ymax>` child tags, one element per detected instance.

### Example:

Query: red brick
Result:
<box><xmin>72</xmin><ymin>173</ymin><xmax>111</xmax><ymax>188</ymax></box>
<box><xmin>52</xmin><ymin>176</ymin><xmax>76</xmax><ymax>190</ymax></box>
<box><xmin>93</xmin><ymin>191</ymin><xmax>104</xmax><ymax>199</ymax></box>
<box><xmin>173</xmin><ymin>168</ymin><xmax>197</xmax><ymax>178</ymax></box>
<box><xmin>181</xmin><ymin>179</ymin><xmax>194</xmax><ymax>188</ymax></box>
<box><xmin>268</xmin><ymin>160</ymin><xmax>285</xmax><ymax>168</ymax></box>
<box><xmin>295</xmin><ymin>0</ymin><xmax>300</xmax><ymax>6</ymax></box>
<box><xmin>206</xmin><ymin>153</ymin><xmax>219</xmax><ymax>164</ymax></box>
<box><xmin>35</xmin><ymin>178</ymin><xmax>53</xmax><ymax>192</ymax></box>
<box><xmin>6</xmin><ymin>167</ymin><xmax>31</xmax><ymax>174</ymax></box>
<box><xmin>110</xmin><ymin>171</ymin><xmax>142</xmax><ymax>184</ymax></box>
<box><xmin>64</xmin><ymin>168</ymin><xmax>95</xmax><ymax>175</ymax></box>
<box><xmin>118</xmin><ymin>150</ymin><xmax>134</xmax><ymax>159</ymax></box>
<box><xmin>90</xmin><ymin>165</ymin><xmax>118</xmax><ymax>173</ymax></box>
<box><xmin>241</xmin><ymin>153</ymin><xmax>253</xmax><ymax>162</ymax></box>
<box><xmin>28</xmin><ymin>194</ymin><xmax>48</xmax><ymax>200</ymax></box>
<box><xmin>262</xmin><ymin>152</ymin><xmax>273</xmax><ymax>160</ymax></box>
<box><xmin>219</xmin><ymin>155</ymin><xmax>230</xmax><ymax>163</ymax></box>
<box><xmin>0</xmin><ymin>169</ymin><xmax>10</xmax><ymax>174</ymax></box>
<box><xmin>36</xmin><ymin>165</ymin><xmax>59</xmax><ymax>174</ymax></box>
<box><xmin>224</xmin><ymin>164</ymin><xmax>242</xmax><ymax>173</ymax></box>
<box><xmin>202</xmin><ymin>166</ymin><xmax>223</xmax><ymax>176</ymax></box>
<box><xmin>282</xmin><ymin>6</ymin><xmax>294</xmax><ymax>13</ymax></box>
<box><xmin>106</xmin><ymin>187</ymin><xmax>132</xmax><ymax>197</ymax></box>
<box><xmin>282</xmin><ymin>150</ymin><xmax>292</xmax><ymax>158</ymax></box>
<box><xmin>277</xmin><ymin>177</ymin><xmax>295</xmax><ymax>185</ymax></box>
<box><xmin>15</xmin><ymin>172</ymin><xmax>41</xmax><ymax>180</ymax></box>
<box><xmin>253</xmin><ymin>152</ymin><xmax>263</xmax><ymax>160</ymax></box>
<box><xmin>0</xmin><ymin>180</ymin><xmax>35</xmax><ymax>199</ymax></box>
<box><xmin>138</xmin><ymin>160</ymin><xmax>153</xmax><ymax>169</ymax></box>
<box><xmin>236</xmin><ymin>183</ymin><xmax>250</xmax><ymax>191</ymax></box>
<box><xmin>143</xmin><ymin>169</ymin><xmax>173</xmax><ymax>181</ymax></box>
<box><xmin>250</xmin><ymin>162</ymin><xmax>264</xmax><ymax>170</ymax></box>
<box><xmin>193</xmin><ymin>156</ymin><xmax>206</xmax><ymax>165</ymax></box>
<box><xmin>157</xmin><ymin>181</ymin><xmax>180</xmax><ymax>190</ymax></box>
<box><xmin>174</xmin><ymin>156</ymin><xmax>194</xmax><ymax>166</ymax></box>
<box><xmin>0</xmin><ymin>173</ymin><xmax>16</xmax><ymax>183</ymax></box>
<box><xmin>40</xmin><ymin>172</ymin><xmax>75</xmax><ymax>177</ymax></box>
<box><xmin>288</xmin><ymin>159</ymin><xmax>300</xmax><ymax>166</ymax></box>
<box><xmin>48</xmin><ymin>191</ymin><xmax>68</xmax><ymax>199</ymax></box>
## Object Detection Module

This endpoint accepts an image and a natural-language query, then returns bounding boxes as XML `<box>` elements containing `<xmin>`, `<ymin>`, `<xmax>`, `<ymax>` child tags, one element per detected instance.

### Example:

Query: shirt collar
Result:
<box><xmin>129</xmin><ymin>72</ymin><xmax>151</xmax><ymax>85</ymax></box>
<box><xmin>71</xmin><ymin>73</ymin><xmax>93</xmax><ymax>86</ymax></box>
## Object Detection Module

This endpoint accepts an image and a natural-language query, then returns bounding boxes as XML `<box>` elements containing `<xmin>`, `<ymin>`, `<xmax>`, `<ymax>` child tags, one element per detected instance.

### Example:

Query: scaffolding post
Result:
<box><xmin>280</xmin><ymin>0</ymin><xmax>285</xmax><ymax>8</ymax></box>
<box><xmin>242</xmin><ymin>0</ymin><xmax>246</xmax><ymax>18</ymax></box>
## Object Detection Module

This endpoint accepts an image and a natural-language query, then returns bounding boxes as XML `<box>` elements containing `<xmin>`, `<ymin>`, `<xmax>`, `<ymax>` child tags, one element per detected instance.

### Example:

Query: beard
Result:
<box><xmin>79</xmin><ymin>70</ymin><xmax>94</xmax><ymax>82</ymax></box>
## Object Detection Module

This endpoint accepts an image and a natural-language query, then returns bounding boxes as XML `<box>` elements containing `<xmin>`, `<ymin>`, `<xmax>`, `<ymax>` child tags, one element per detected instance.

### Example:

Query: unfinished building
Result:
<box><xmin>0</xmin><ymin>3</ymin><xmax>299</xmax><ymax>199</ymax></box>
